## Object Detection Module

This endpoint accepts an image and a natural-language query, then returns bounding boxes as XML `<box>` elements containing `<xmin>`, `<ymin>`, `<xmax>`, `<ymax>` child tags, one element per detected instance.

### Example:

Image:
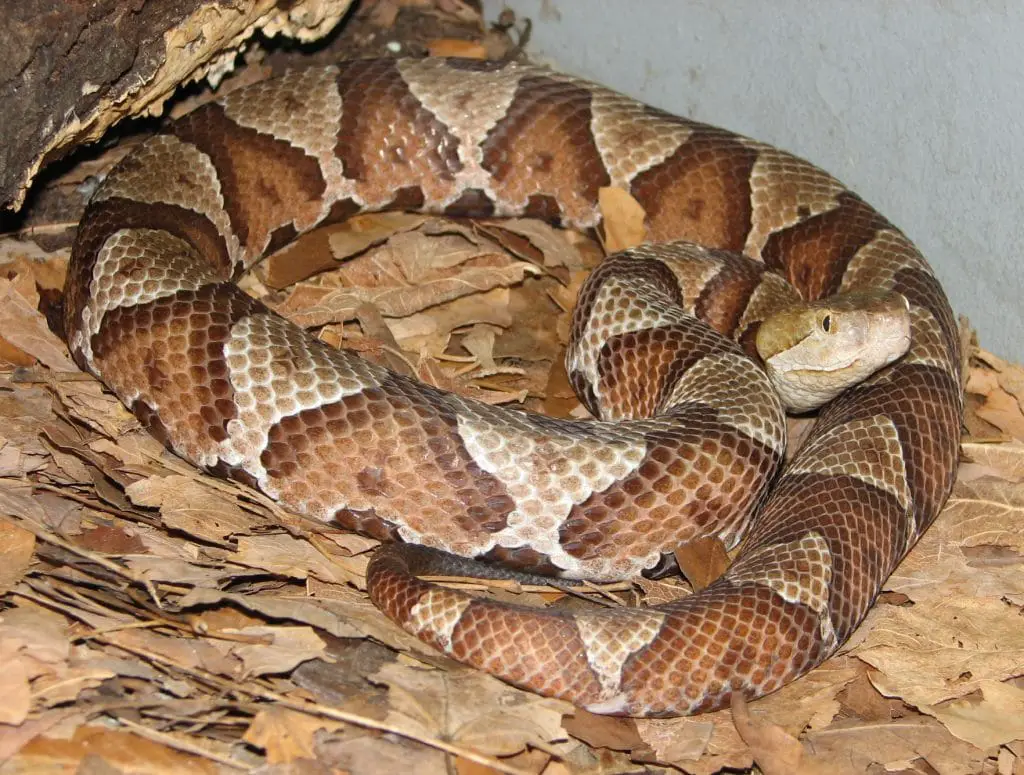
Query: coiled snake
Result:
<box><xmin>63</xmin><ymin>58</ymin><xmax>962</xmax><ymax>716</ymax></box>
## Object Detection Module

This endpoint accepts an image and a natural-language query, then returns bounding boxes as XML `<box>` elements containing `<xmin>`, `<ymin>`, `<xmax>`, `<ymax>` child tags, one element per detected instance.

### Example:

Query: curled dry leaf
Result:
<box><xmin>0</xmin><ymin>278</ymin><xmax>77</xmax><ymax>372</ymax></box>
<box><xmin>231</xmin><ymin>625</ymin><xmax>329</xmax><ymax>678</ymax></box>
<box><xmin>0</xmin><ymin>519</ymin><xmax>36</xmax><ymax>594</ymax></box>
<box><xmin>370</xmin><ymin>661</ymin><xmax>572</xmax><ymax>759</ymax></box>
<box><xmin>730</xmin><ymin>694</ymin><xmax>829</xmax><ymax>775</ymax></box>
<box><xmin>244</xmin><ymin>706</ymin><xmax>343</xmax><ymax>765</ymax></box>
<box><xmin>124</xmin><ymin>475</ymin><xmax>257</xmax><ymax>544</ymax></box>
<box><xmin>598</xmin><ymin>186</ymin><xmax>648</xmax><ymax>253</ymax></box>
<box><xmin>921</xmin><ymin>679</ymin><xmax>1024</xmax><ymax>750</ymax></box>
<box><xmin>858</xmin><ymin>596</ymin><xmax>1024</xmax><ymax>708</ymax></box>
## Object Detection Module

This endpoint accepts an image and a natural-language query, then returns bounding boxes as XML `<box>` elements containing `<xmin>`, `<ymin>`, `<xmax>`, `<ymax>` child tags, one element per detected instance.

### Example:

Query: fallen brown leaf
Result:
<box><xmin>731</xmin><ymin>694</ymin><xmax>829</xmax><ymax>775</ymax></box>
<box><xmin>598</xmin><ymin>187</ymin><xmax>647</xmax><ymax>252</ymax></box>
<box><xmin>371</xmin><ymin>661</ymin><xmax>571</xmax><ymax>759</ymax></box>
<box><xmin>673</xmin><ymin>536</ymin><xmax>731</xmax><ymax>592</ymax></box>
<box><xmin>124</xmin><ymin>474</ymin><xmax>257</xmax><ymax>544</ymax></box>
<box><xmin>244</xmin><ymin>706</ymin><xmax>343</xmax><ymax>764</ymax></box>
<box><xmin>0</xmin><ymin>519</ymin><xmax>35</xmax><ymax>594</ymax></box>
<box><xmin>921</xmin><ymin>679</ymin><xmax>1024</xmax><ymax>750</ymax></box>
<box><xmin>0</xmin><ymin>278</ymin><xmax>77</xmax><ymax>371</ymax></box>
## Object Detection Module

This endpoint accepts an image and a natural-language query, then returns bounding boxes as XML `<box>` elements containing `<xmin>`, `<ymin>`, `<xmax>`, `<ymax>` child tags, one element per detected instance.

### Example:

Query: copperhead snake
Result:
<box><xmin>63</xmin><ymin>58</ymin><xmax>963</xmax><ymax>717</ymax></box>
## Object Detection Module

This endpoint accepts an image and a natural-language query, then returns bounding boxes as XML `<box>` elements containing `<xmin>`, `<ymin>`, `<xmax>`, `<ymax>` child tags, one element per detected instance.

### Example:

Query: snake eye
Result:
<box><xmin>821</xmin><ymin>314</ymin><xmax>832</xmax><ymax>333</ymax></box>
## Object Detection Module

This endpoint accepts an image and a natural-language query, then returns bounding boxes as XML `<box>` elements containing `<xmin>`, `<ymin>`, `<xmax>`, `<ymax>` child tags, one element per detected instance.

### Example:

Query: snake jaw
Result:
<box><xmin>757</xmin><ymin>291</ymin><xmax>912</xmax><ymax>413</ymax></box>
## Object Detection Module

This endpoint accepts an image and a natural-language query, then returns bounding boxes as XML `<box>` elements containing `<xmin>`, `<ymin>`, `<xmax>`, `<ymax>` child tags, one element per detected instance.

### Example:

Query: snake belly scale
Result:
<box><xmin>63</xmin><ymin>57</ymin><xmax>962</xmax><ymax>716</ymax></box>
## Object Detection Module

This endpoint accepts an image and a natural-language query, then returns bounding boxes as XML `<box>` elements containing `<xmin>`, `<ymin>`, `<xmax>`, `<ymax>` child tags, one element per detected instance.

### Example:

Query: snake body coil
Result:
<box><xmin>64</xmin><ymin>58</ymin><xmax>962</xmax><ymax>716</ymax></box>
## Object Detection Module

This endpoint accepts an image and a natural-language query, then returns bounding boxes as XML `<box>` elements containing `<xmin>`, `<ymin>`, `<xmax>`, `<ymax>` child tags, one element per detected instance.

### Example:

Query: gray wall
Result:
<box><xmin>482</xmin><ymin>0</ymin><xmax>1023</xmax><ymax>363</ymax></box>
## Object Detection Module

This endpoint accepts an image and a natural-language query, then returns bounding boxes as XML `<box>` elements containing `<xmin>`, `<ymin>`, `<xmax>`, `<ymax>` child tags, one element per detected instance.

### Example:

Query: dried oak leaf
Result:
<box><xmin>598</xmin><ymin>186</ymin><xmax>647</xmax><ymax>253</ymax></box>
<box><xmin>0</xmin><ymin>277</ymin><xmax>76</xmax><ymax>372</ymax></box>
<box><xmin>731</xmin><ymin>695</ymin><xmax>830</xmax><ymax>775</ymax></box>
<box><xmin>243</xmin><ymin>706</ymin><xmax>343</xmax><ymax>765</ymax></box>
<box><xmin>921</xmin><ymin>678</ymin><xmax>1024</xmax><ymax>750</ymax></box>
<box><xmin>124</xmin><ymin>474</ymin><xmax>256</xmax><ymax>544</ymax></box>
<box><xmin>370</xmin><ymin>661</ymin><xmax>571</xmax><ymax>758</ymax></box>
<box><xmin>0</xmin><ymin>519</ymin><xmax>36</xmax><ymax>594</ymax></box>
<box><xmin>230</xmin><ymin>625</ymin><xmax>329</xmax><ymax>678</ymax></box>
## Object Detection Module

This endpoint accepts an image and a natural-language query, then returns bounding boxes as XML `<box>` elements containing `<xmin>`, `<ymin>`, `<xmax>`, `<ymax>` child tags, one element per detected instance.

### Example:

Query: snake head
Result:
<box><xmin>755</xmin><ymin>290</ymin><xmax>912</xmax><ymax>413</ymax></box>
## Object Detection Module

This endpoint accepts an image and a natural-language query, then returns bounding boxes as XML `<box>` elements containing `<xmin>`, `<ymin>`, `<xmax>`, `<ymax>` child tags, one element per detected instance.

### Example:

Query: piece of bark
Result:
<box><xmin>1</xmin><ymin>0</ymin><xmax>352</xmax><ymax>212</ymax></box>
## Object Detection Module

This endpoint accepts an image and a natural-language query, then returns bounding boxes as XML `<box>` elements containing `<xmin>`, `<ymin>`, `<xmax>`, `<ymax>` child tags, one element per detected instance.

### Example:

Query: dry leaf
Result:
<box><xmin>387</xmin><ymin>287</ymin><xmax>515</xmax><ymax>351</ymax></box>
<box><xmin>598</xmin><ymin>187</ymin><xmax>647</xmax><ymax>252</ymax></box>
<box><xmin>244</xmin><ymin>707</ymin><xmax>341</xmax><ymax>764</ymax></box>
<box><xmin>371</xmin><ymin>662</ymin><xmax>571</xmax><ymax>758</ymax></box>
<box><xmin>921</xmin><ymin>679</ymin><xmax>1024</xmax><ymax>750</ymax></box>
<box><xmin>0</xmin><ymin>519</ymin><xmax>36</xmax><ymax>594</ymax></box>
<box><xmin>967</xmin><ymin>364</ymin><xmax>1024</xmax><ymax>440</ymax></box>
<box><xmin>176</xmin><ymin>587</ymin><xmax>365</xmax><ymax>640</ymax></box>
<box><xmin>480</xmin><ymin>219</ymin><xmax>588</xmax><ymax>269</ymax></box>
<box><xmin>801</xmin><ymin>716</ymin><xmax>986</xmax><ymax>775</ymax></box>
<box><xmin>731</xmin><ymin>695</ymin><xmax>829</xmax><ymax>775</ymax></box>
<box><xmin>15</xmin><ymin>727</ymin><xmax>221</xmax><ymax>774</ymax></box>
<box><xmin>231</xmin><ymin>626</ymin><xmax>329</xmax><ymax>677</ymax></box>
<box><xmin>0</xmin><ymin>278</ymin><xmax>77</xmax><ymax>372</ymax></box>
<box><xmin>858</xmin><ymin>596</ymin><xmax>1024</xmax><ymax>708</ymax></box>
<box><xmin>124</xmin><ymin>475</ymin><xmax>255</xmax><ymax>543</ymax></box>
<box><xmin>560</xmin><ymin>710</ymin><xmax>642</xmax><ymax>752</ymax></box>
<box><xmin>632</xmin><ymin>713</ymin><xmax>751</xmax><ymax>774</ymax></box>
<box><xmin>673</xmin><ymin>536</ymin><xmax>731</xmax><ymax>592</ymax></box>
<box><xmin>232</xmin><ymin>533</ymin><xmax>364</xmax><ymax>586</ymax></box>
<box><xmin>265</xmin><ymin>212</ymin><xmax>428</xmax><ymax>288</ymax></box>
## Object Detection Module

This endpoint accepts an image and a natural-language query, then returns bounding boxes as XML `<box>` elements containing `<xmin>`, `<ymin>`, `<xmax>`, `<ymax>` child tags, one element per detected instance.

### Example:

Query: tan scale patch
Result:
<box><xmin>397</xmin><ymin>58</ymin><xmax>524</xmax><ymax>201</ymax></box>
<box><xmin>742</xmin><ymin>142</ymin><xmax>846</xmax><ymax>259</ymax></box>
<box><xmin>901</xmin><ymin>305</ymin><xmax>958</xmax><ymax>374</ymax></box>
<box><xmin>408</xmin><ymin>588</ymin><xmax>472</xmax><ymax>653</ymax></box>
<box><xmin>456</xmin><ymin>412</ymin><xmax>647</xmax><ymax>576</ymax></box>
<box><xmin>92</xmin><ymin>135</ymin><xmax>240</xmax><ymax>264</ymax></box>
<box><xmin>840</xmin><ymin>229</ymin><xmax>932</xmax><ymax>291</ymax></box>
<box><xmin>218</xmin><ymin>313</ymin><xmax>374</xmax><ymax>487</ymax></box>
<box><xmin>566</xmin><ymin>272</ymin><xmax>686</xmax><ymax>407</ymax></box>
<box><xmin>661</xmin><ymin>351</ymin><xmax>786</xmax><ymax>453</ymax></box>
<box><xmin>729</xmin><ymin>531</ymin><xmax>837</xmax><ymax>648</ymax></box>
<box><xmin>575</xmin><ymin>611</ymin><xmax>666</xmax><ymax>699</ymax></box>
<box><xmin>588</xmin><ymin>90</ymin><xmax>697</xmax><ymax>188</ymax></box>
<box><xmin>654</xmin><ymin>245</ymin><xmax>731</xmax><ymax>310</ymax></box>
<box><xmin>219</xmin><ymin>65</ymin><xmax>350</xmax><ymax>221</ymax></box>
<box><xmin>78</xmin><ymin>228</ymin><xmax>220</xmax><ymax>367</ymax></box>
<box><xmin>734</xmin><ymin>271</ymin><xmax>801</xmax><ymax>336</ymax></box>
<box><xmin>789</xmin><ymin>415</ymin><xmax>912</xmax><ymax>512</ymax></box>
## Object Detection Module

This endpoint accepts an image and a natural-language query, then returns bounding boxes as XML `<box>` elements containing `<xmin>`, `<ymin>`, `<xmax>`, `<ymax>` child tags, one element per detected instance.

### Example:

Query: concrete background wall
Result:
<box><xmin>481</xmin><ymin>0</ymin><xmax>1023</xmax><ymax>363</ymax></box>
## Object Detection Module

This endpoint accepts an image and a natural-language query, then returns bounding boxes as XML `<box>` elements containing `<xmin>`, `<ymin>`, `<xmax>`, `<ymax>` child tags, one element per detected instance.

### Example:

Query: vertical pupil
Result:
<box><xmin>822</xmin><ymin>315</ymin><xmax>831</xmax><ymax>332</ymax></box>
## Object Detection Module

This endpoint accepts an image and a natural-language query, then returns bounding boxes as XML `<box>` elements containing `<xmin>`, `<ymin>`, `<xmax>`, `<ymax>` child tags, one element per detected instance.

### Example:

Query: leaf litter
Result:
<box><xmin>1</xmin><ymin>13</ymin><xmax>1022</xmax><ymax>775</ymax></box>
